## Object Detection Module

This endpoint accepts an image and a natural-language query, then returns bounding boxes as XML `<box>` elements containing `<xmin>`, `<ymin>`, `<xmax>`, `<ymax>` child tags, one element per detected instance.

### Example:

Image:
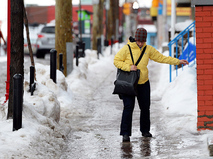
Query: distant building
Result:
<box><xmin>137</xmin><ymin>8</ymin><xmax>153</xmax><ymax>25</ymax></box>
<box><xmin>25</xmin><ymin>5</ymin><xmax>93</xmax><ymax>25</ymax></box>
<box><xmin>192</xmin><ymin>0</ymin><xmax>213</xmax><ymax>131</ymax></box>
<box><xmin>26</xmin><ymin>5</ymin><xmax>153</xmax><ymax>27</ymax></box>
<box><xmin>150</xmin><ymin>0</ymin><xmax>192</xmax><ymax>47</ymax></box>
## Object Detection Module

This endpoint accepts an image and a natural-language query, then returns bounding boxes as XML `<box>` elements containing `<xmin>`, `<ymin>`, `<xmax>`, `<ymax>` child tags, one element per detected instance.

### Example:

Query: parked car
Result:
<box><xmin>36</xmin><ymin>24</ymin><xmax>55</xmax><ymax>58</ymax></box>
<box><xmin>24</xmin><ymin>38</ymin><xmax>38</xmax><ymax>55</ymax></box>
<box><xmin>36</xmin><ymin>23</ymin><xmax>78</xmax><ymax>58</ymax></box>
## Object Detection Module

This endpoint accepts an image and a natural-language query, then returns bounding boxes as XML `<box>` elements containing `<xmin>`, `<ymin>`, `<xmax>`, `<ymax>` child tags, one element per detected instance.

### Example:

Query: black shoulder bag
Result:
<box><xmin>112</xmin><ymin>45</ymin><xmax>147</xmax><ymax>96</ymax></box>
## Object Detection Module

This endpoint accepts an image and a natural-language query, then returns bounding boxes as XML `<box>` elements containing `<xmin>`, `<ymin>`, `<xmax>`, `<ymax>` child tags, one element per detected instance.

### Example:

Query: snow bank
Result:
<box><xmin>162</xmin><ymin>65</ymin><xmax>197</xmax><ymax>115</ymax></box>
<box><xmin>66</xmin><ymin>47</ymin><xmax>118</xmax><ymax>97</ymax></box>
<box><xmin>0</xmin><ymin>63</ymin><xmax>72</xmax><ymax>158</ymax></box>
<box><xmin>175</xmin><ymin>20</ymin><xmax>193</xmax><ymax>32</ymax></box>
<box><xmin>0</xmin><ymin>40</ymin><xmax>211</xmax><ymax>157</ymax></box>
<box><xmin>149</xmin><ymin>50</ymin><xmax>198</xmax><ymax>135</ymax></box>
<box><xmin>0</xmin><ymin>44</ymin><xmax>121</xmax><ymax>158</ymax></box>
<box><xmin>65</xmin><ymin>45</ymin><xmax>120</xmax><ymax>116</ymax></box>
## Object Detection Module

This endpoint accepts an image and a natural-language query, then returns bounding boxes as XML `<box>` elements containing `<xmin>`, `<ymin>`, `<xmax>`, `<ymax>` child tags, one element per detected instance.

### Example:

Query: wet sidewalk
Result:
<box><xmin>60</xmin><ymin>67</ymin><xmax>211</xmax><ymax>159</ymax></box>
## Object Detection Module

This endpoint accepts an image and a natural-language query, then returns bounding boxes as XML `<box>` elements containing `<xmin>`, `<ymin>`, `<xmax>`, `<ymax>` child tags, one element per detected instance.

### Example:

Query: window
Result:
<box><xmin>41</xmin><ymin>26</ymin><xmax>55</xmax><ymax>34</ymax></box>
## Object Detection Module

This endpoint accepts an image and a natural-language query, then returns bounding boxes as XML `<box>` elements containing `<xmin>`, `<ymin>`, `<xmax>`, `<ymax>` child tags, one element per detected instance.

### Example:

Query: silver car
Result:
<box><xmin>36</xmin><ymin>25</ymin><xmax>55</xmax><ymax>58</ymax></box>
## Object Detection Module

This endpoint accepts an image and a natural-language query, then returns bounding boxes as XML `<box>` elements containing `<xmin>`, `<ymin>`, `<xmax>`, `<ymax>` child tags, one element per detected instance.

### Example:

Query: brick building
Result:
<box><xmin>25</xmin><ymin>5</ymin><xmax>93</xmax><ymax>25</ymax></box>
<box><xmin>192</xmin><ymin>0</ymin><xmax>213</xmax><ymax>130</ymax></box>
<box><xmin>25</xmin><ymin>5</ymin><xmax>152</xmax><ymax>27</ymax></box>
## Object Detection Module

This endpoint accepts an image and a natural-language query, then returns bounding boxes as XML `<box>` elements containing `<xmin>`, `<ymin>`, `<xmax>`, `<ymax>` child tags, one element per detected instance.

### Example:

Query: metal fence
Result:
<box><xmin>168</xmin><ymin>21</ymin><xmax>196</xmax><ymax>82</ymax></box>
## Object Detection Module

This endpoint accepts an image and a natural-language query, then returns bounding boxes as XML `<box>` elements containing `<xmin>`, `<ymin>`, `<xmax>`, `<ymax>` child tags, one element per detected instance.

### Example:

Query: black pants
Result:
<box><xmin>120</xmin><ymin>80</ymin><xmax>150</xmax><ymax>136</ymax></box>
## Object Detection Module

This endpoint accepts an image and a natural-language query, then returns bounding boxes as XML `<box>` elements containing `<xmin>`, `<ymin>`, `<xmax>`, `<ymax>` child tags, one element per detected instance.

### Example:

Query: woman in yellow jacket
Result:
<box><xmin>114</xmin><ymin>28</ymin><xmax>188</xmax><ymax>142</ymax></box>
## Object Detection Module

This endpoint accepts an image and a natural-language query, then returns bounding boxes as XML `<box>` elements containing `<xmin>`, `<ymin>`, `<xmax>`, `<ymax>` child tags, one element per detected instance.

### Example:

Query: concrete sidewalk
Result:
<box><xmin>60</xmin><ymin>69</ymin><xmax>212</xmax><ymax>159</ymax></box>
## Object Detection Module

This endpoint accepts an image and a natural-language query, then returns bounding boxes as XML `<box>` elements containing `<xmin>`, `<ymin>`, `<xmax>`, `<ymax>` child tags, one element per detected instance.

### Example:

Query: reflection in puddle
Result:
<box><xmin>140</xmin><ymin>137</ymin><xmax>151</xmax><ymax>157</ymax></box>
<box><xmin>121</xmin><ymin>142</ymin><xmax>133</xmax><ymax>158</ymax></box>
<box><xmin>120</xmin><ymin>137</ymin><xmax>152</xmax><ymax>158</ymax></box>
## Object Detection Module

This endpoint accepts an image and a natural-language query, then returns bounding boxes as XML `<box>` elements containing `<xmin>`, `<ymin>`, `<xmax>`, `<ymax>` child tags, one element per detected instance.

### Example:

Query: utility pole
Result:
<box><xmin>79</xmin><ymin>0</ymin><xmax>82</xmax><ymax>41</ymax></box>
<box><xmin>157</xmin><ymin>1</ymin><xmax>163</xmax><ymax>48</ymax></box>
<box><xmin>163</xmin><ymin>0</ymin><xmax>167</xmax><ymax>42</ymax></box>
<box><xmin>55</xmin><ymin>0</ymin><xmax>72</xmax><ymax>76</ymax></box>
<box><xmin>8</xmin><ymin>0</ymin><xmax>24</xmax><ymax>119</ymax></box>
<box><xmin>105</xmin><ymin>0</ymin><xmax>109</xmax><ymax>42</ymax></box>
<box><xmin>157</xmin><ymin>0</ymin><xmax>168</xmax><ymax>47</ymax></box>
<box><xmin>124</xmin><ymin>0</ymin><xmax>132</xmax><ymax>41</ymax></box>
<box><xmin>115</xmin><ymin>0</ymin><xmax>119</xmax><ymax>41</ymax></box>
<box><xmin>171</xmin><ymin>0</ymin><xmax>176</xmax><ymax>57</ymax></box>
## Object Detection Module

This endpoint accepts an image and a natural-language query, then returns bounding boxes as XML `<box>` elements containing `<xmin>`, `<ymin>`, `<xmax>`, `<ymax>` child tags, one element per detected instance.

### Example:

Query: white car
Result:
<box><xmin>36</xmin><ymin>25</ymin><xmax>55</xmax><ymax>58</ymax></box>
<box><xmin>36</xmin><ymin>23</ymin><xmax>77</xmax><ymax>58</ymax></box>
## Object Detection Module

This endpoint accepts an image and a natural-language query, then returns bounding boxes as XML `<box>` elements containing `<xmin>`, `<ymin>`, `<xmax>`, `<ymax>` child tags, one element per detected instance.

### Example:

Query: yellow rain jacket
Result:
<box><xmin>114</xmin><ymin>41</ymin><xmax>180</xmax><ymax>84</ymax></box>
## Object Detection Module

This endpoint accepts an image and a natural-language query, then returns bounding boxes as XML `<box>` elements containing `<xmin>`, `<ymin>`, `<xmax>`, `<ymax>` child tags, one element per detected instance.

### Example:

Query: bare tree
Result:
<box><xmin>8</xmin><ymin>0</ymin><xmax>24</xmax><ymax>119</ymax></box>
<box><xmin>107</xmin><ymin>0</ymin><xmax>119</xmax><ymax>41</ymax></box>
<box><xmin>23</xmin><ymin>5</ymin><xmax>36</xmax><ymax>80</ymax></box>
<box><xmin>55</xmin><ymin>0</ymin><xmax>72</xmax><ymax>76</ymax></box>
<box><xmin>92</xmin><ymin>0</ymin><xmax>104</xmax><ymax>50</ymax></box>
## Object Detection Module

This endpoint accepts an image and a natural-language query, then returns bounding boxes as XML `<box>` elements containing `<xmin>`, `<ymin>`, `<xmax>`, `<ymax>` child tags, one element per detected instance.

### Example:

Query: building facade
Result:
<box><xmin>192</xmin><ymin>0</ymin><xmax>213</xmax><ymax>130</ymax></box>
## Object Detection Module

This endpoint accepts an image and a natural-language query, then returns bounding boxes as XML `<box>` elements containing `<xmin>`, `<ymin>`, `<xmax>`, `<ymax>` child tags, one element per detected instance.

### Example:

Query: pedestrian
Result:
<box><xmin>0</xmin><ymin>29</ymin><xmax>6</xmax><ymax>54</ymax></box>
<box><xmin>0</xmin><ymin>29</ymin><xmax>6</xmax><ymax>45</ymax></box>
<box><xmin>113</xmin><ymin>28</ymin><xmax>189</xmax><ymax>142</ymax></box>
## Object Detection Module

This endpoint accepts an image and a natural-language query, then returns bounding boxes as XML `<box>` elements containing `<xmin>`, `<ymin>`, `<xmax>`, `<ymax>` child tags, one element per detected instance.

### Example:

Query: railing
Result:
<box><xmin>168</xmin><ymin>21</ymin><xmax>196</xmax><ymax>82</ymax></box>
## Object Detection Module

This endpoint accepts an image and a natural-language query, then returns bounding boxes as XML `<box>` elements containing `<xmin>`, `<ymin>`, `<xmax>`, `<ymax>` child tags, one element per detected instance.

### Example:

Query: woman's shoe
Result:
<box><xmin>142</xmin><ymin>132</ymin><xmax>152</xmax><ymax>137</ymax></box>
<box><xmin>123</xmin><ymin>135</ymin><xmax>130</xmax><ymax>142</ymax></box>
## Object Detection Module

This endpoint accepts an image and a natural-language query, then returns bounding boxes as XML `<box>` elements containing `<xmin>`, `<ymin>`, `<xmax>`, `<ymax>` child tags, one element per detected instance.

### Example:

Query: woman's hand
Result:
<box><xmin>179</xmin><ymin>60</ymin><xmax>189</xmax><ymax>65</ymax></box>
<box><xmin>131</xmin><ymin>65</ymin><xmax>137</xmax><ymax>71</ymax></box>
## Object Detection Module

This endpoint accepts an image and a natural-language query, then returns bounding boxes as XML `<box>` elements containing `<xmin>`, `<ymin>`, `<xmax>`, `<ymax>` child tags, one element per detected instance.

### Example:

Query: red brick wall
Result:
<box><xmin>195</xmin><ymin>6</ymin><xmax>213</xmax><ymax>130</ymax></box>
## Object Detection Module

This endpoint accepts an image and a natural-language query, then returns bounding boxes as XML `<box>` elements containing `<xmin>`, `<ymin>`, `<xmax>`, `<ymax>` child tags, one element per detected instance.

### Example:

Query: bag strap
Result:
<box><xmin>127</xmin><ymin>44</ymin><xmax>147</xmax><ymax>66</ymax></box>
<box><xmin>135</xmin><ymin>46</ymin><xmax>147</xmax><ymax>66</ymax></box>
<box><xmin>127</xmin><ymin>44</ymin><xmax>135</xmax><ymax>64</ymax></box>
